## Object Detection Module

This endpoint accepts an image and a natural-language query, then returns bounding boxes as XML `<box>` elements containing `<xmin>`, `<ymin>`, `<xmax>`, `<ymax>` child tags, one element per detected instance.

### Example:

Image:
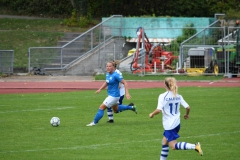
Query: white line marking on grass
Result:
<box><xmin>0</xmin><ymin>107</ymin><xmax>74</xmax><ymax>114</ymax></box>
<box><xmin>0</xmin><ymin>130</ymin><xmax>239</xmax><ymax>154</ymax></box>
<box><xmin>182</xmin><ymin>131</ymin><xmax>240</xmax><ymax>138</ymax></box>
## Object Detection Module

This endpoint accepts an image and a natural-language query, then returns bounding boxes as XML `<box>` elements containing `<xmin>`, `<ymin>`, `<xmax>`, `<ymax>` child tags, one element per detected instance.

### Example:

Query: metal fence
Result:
<box><xmin>28</xmin><ymin>16</ymin><xmax>240</xmax><ymax>77</ymax></box>
<box><xmin>131</xmin><ymin>21</ymin><xmax>240</xmax><ymax>77</ymax></box>
<box><xmin>0</xmin><ymin>50</ymin><xmax>14</xmax><ymax>74</ymax></box>
<box><xmin>122</xmin><ymin>25</ymin><xmax>226</xmax><ymax>76</ymax></box>
<box><xmin>180</xmin><ymin>24</ymin><xmax>240</xmax><ymax>77</ymax></box>
<box><xmin>29</xmin><ymin>15</ymin><xmax>124</xmax><ymax>75</ymax></box>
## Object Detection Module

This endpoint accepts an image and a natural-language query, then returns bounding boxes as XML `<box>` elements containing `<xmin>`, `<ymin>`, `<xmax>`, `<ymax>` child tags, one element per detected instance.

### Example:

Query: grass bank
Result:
<box><xmin>0</xmin><ymin>18</ymin><xmax>89</xmax><ymax>68</ymax></box>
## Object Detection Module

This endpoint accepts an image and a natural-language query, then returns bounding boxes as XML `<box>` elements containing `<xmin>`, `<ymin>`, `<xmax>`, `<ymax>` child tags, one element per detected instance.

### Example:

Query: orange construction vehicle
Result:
<box><xmin>130</xmin><ymin>27</ymin><xmax>178</xmax><ymax>74</ymax></box>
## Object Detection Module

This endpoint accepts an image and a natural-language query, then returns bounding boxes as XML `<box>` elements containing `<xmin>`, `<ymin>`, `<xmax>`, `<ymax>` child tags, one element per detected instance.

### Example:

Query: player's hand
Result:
<box><xmin>149</xmin><ymin>113</ymin><xmax>154</xmax><ymax>118</ymax></box>
<box><xmin>125</xmin><ymin>93</ymin><xmax>131</xmax><ymax>99</ymax></box>
<box><xmin>95</xmin><ymin>89</ymin><xmax>101</xmax><ymax>94</ymax></box>
<box><xmin>184</xmin><ymin>114</ymin><xmax>189</xmax><ymax>119</ymax></box>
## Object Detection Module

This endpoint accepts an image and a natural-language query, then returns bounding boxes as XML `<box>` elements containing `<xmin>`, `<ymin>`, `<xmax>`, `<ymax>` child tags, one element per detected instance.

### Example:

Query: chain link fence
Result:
<box><xmin>0</xmin><ymin>50</ymin><xmax>14</xmax><ymax>74</ymax></box>
<box><xmin>28</xmin><ymin>16</ymin><xmax>240</xmax><ymax>77</ymax></box>
<box><xmin>29</xmin><ymin>15</ymin><xmax>124</xmax><ymax>76</ymax></box>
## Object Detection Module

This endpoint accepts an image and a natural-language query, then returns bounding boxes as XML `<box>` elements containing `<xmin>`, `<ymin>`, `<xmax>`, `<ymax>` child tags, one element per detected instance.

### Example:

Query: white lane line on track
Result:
<box><xmin>0</xmin><ymin>107</ymin><xmax>74</xmax><ymax>114</ymax></box>
<box><xmin>1</xmin><ymin>130</ymin><xmax>239</xmax><ymax>153</ymax></box>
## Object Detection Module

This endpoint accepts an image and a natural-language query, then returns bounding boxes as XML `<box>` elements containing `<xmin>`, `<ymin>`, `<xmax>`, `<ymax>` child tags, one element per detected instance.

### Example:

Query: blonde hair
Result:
<box><xmin>108</xmin><ymin>60</ymin><xmax>120</xmax><ymax>68</ymax></box>
<box><xmin>164</xmin><ymin>77</ymin><xmax>178</xmax><ymax>97</ymax></box>
<box><xmin>107</xmin><ymin>61</ymin><xmax>116</xmax><ymax>67</ymax></box>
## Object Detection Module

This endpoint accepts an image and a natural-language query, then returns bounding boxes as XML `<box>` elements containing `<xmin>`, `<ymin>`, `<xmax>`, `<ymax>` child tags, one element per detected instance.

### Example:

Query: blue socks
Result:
<box><xmin>93</xmin><ymin>109</ymin><xmax>104</xmax><ymax>124</ymax></box>
<box><xmin>116</xmin><ymin>104</ymin><xmax>133</xmax><ymax>113</ymax></box>
<box><xmin>95</xmin><ymin>104</ymin><xmax>134</xmax><ymax>124</ymax></box>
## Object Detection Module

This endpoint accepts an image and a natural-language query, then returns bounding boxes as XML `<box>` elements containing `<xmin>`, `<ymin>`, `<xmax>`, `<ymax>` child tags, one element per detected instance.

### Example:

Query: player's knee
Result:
<box><xmin>170</xmin><ymin>146</ymin><xmax>176</xmax><ymax>150</ymax></box>
<box><xmin>168</xmin><ymin>141</ymin><xmax>177</xmax><ymax>150</ymax></box>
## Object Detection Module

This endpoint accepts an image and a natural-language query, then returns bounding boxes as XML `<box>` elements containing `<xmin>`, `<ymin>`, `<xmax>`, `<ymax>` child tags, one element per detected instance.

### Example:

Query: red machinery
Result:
<box><xmin>130</xmin><ymin>27</ymin><xmax>178</xmax><ymax>74</ymax></box>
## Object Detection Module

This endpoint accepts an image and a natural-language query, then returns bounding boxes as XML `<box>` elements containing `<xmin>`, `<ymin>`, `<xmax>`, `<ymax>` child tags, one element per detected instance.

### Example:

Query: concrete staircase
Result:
<box><xmin>46</xmin><ymin>32</ymin><xmax>87</xmax><ymax>68</ymax></box>
<box><xmin>45</xmin><ymin>32</ymin><xmax>129</xmax><ymax>76</ymax></box>
<box><xmin>57</xmin><ymin>32</ymin><xmax>82</xmax><ymax>46</ymax></box>
<box><xmin>62</xmin><ymin>38</ymin><xmax>126</xmax><ymax>76</ymax></box>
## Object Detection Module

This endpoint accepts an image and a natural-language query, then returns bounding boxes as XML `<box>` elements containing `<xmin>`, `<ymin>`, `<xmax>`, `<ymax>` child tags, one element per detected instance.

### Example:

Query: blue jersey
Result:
<box><xmin>106</xmin><ymin>71</ymin><xmax>123</xmax><ymax>97</ymax></box>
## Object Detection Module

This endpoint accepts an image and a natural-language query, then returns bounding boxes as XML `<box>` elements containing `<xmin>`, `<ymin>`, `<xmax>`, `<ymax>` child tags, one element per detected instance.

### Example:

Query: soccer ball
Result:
<box><xmin>50</xmin><ymin>117</ymin><xmax>60</xmax><ymax>127</ymax></box>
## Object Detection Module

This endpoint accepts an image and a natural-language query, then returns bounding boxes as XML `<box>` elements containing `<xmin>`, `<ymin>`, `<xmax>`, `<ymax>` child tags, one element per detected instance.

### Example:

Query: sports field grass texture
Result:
<box><xmin>0</xmin><ymin>87</ymin><xmax>240</xmax><ymax>160</ymax></box>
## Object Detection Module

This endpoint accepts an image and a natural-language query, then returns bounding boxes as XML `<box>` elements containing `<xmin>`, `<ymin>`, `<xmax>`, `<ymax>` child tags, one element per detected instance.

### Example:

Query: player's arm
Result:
<box><xmin>95</xmin><ymin>82</ymin><xmax>107</xmax><ymax>94</ymax></box>
<box><xmin>180</xmin><ymin>95</ymin><xmax>190</xmax><ymax>119</ymax></box>
<box><xmin>150</xmin><ymin>94</ymin><xmax>164</xmax><ymax>118</ymax></box>
<box><xmin>184</xmin><ymin>106</ymin><xmax>190</xmax><ymax>119</ymax></box>
<box><xmin>149</xmin><ymin>109</ymin><xmax>161</xmax><ymax>118</ymax></box>
<box><xmin>121</xmin><ymin>79</ymin><xmax>131</xmax><ymax>99</ymax></box>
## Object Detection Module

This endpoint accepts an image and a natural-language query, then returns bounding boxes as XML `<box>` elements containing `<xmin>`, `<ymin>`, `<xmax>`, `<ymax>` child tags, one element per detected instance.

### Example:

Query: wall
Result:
<box><xmin>102</xmin><ymin>17</ymin><xmax>215</xmax><ymax>39</ymax></box>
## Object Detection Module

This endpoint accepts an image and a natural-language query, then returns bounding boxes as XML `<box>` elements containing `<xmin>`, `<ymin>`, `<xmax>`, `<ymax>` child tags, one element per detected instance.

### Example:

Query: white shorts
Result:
<box><xmin>103</xmin><ymin>96</ymin><xmax>120</xmax><ymax>108</ymax></box>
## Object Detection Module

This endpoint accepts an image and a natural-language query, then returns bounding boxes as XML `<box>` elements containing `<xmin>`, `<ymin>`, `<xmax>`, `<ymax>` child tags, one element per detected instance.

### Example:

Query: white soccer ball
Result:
<box><xmin>50</xmin><ymin>117</ymin><xmax>60</xmax><ymax>127</ymax></box>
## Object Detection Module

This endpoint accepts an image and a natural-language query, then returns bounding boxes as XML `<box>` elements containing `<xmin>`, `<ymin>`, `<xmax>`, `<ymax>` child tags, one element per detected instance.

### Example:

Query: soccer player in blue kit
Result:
<box><xmin>106</xmin><ymin>61</ymin><xmax>135</xmax><ymax>123</ymax></box>
<box><xmin>86</xmin><ymin>61</ymin><xmax>137</xmax><ymax>126</ymax></box>
<box><xmin>149</xmin><ymin>77</ymin><xmax>203</xmax><ymax>159</ymax></box>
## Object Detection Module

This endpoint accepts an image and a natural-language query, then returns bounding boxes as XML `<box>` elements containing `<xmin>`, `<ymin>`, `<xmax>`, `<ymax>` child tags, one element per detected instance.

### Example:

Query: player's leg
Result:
<box><xmin>106</xmin><ymin>107</ymin><xmax>114</xmax><ymax>123</ymax></box>
<box><xmin>113</xmin><ymin>103</ymin><xmax>137</xmax><ymax>114</ymax></box>
<box><xmin>87</xmin><ymin>96</ymin><xmax>117</xmax><ymax>126</ymax></box>
<box><xmin>166</xmin><ymin>124</ymin><xmax>203</xmax><ymax>156</ymax></box>
<box><xmin>160</xmin><ymin>137</ymin><xmax>169</xmax><ymax>160</ymax></box>
<box><xmin>106</xmin><ymin>95</ymin><xmax>124</xmax><ymax>123</ymax></box>
<box><xmin>86</xmin><ymin>103</ymin><xmax>106</xmax><ymax>126</ymax></box>
<box><xmin>170</xmin><ymin>140</ymin><xmax>203</xmax><ymax>156</ymax></box>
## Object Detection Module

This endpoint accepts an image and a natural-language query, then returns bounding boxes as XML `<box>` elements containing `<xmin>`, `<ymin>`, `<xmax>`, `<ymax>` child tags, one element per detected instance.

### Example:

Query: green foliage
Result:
<box><xmin>168</xmin><ymin>23</ymin><xmax>197</xmax><ymax>56</ymax></box>
<box><xmin>79</xmin><ymin>15</ymin><xmax>93</xmax><ymax>28</ymax></box>
<box><xmin>64</xmin><ymin>10</ymin><xmax>79</xmax><ymax>27</ymax></box>
<box><xmin>1</xmin><ymin>0</ymin><xmax>240</xmax><ymax>18</ymax></box>
<box><xmin>183</xmin><ymin>23</ymin><xmax>197</xmax><ymax>36</ymax></box>
<box><xmin>225</xmin><ymin>10</ymin><xmax>240</xmax><ymax>19</ymax></box>
<box><xmin>123</xmin><ymin>36</ymin><xmax>132</xmax><ymax>41</ymax></box>
<box><xmin>176</xmin><ymin>23</ymin><xmax>197</xmax><ymax>44</ymax></box>
<box><xmin>64</xmin><ymin>10</ymin><xmax>95</xmax><ymax>28</ymax></box>
<box><xmin>0</xmin><ymin>87</ymin><xmax>240</xmax><ymax>159</ymax></box>
<box><xmin>0</xmin><ymin>0</ymin><xmax>73</xmax><ymax>18</ymax></box>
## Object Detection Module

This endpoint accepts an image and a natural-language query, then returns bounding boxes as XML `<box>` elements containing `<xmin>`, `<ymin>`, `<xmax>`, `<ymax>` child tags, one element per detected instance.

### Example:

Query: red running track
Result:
<box><xmin>0</xmin><ymin>80</ymin><xmax>240</xmax><ymax>94</ymax></box>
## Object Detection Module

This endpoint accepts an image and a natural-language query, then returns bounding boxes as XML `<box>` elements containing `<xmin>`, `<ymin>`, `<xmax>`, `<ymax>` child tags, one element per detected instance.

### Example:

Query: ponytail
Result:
<box><xmin>165</xmin><ymin>77</ymin><xmax>178</xmax><ymax>97</ymax></box>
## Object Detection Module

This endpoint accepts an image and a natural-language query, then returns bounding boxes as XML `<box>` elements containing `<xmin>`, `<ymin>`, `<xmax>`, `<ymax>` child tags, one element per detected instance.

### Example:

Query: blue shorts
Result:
<box><xmin>163</xmin><ymin>124</ymin><xmax>180</xmax><ymax>142</ymax></box>
<box><xmin>118</xmin><ymin>95</ymin><xmax>124</xmax><ymax>105</ymax></box>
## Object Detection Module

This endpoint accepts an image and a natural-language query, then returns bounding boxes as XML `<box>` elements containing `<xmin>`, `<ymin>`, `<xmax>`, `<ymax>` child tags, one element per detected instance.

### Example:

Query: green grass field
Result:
<box><xmin>0</xmin><ymin>87</ymin><xmax>240</xmax><ymax>160</ymax></box>
<box><xmin>95</xmin><ymin>73</ymin><xmax>224</xmax><ymax>81</ymax></box>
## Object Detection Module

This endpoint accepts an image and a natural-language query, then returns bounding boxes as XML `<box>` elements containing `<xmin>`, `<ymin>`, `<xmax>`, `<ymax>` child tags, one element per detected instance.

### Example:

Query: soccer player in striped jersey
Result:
<box><xmin>86</xmin><ymin>61</ymin><xmax>137</xmax><ymax>126</ymax></box>
<box><xmin>149</xmin><ymin>77</ymin><xmax>203</xmax><ymax>159</ymax></box>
